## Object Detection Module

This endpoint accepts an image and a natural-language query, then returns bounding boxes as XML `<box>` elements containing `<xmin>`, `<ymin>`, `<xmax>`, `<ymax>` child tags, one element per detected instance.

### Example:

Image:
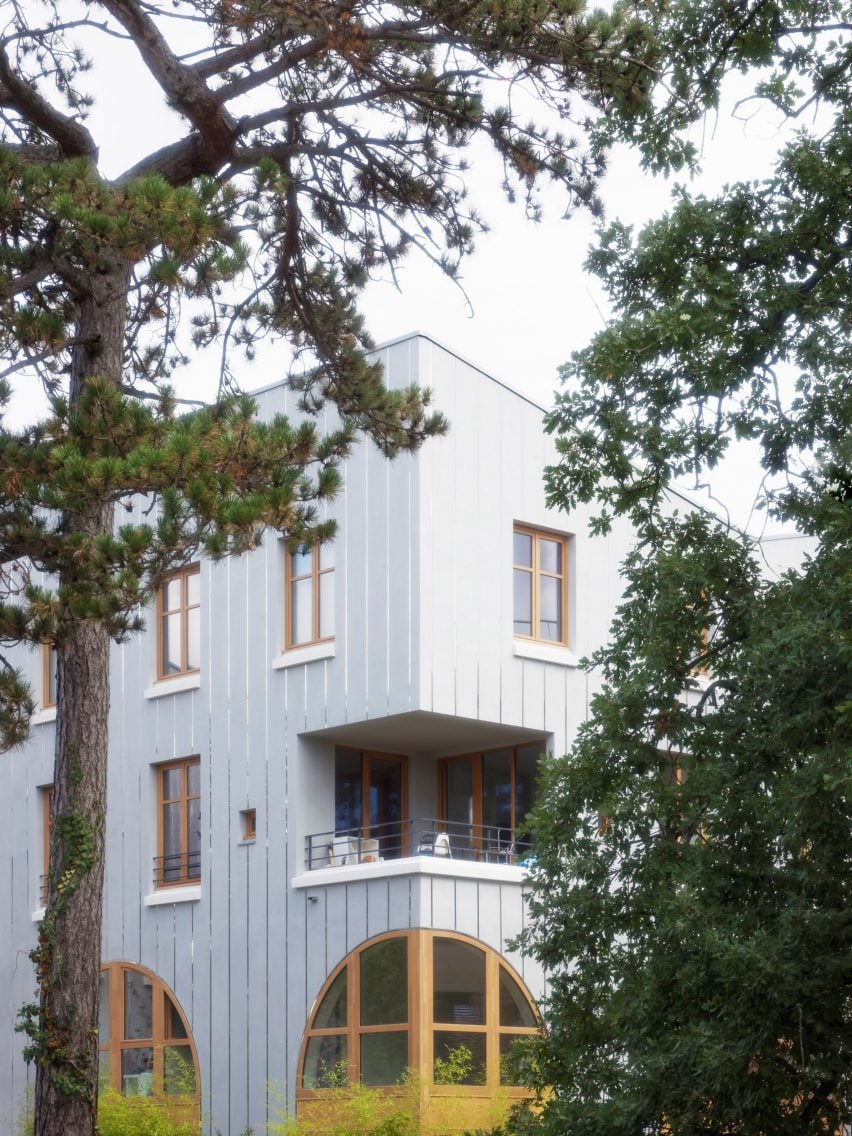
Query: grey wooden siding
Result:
<box><xmin>0</xmin><ymin>334</ymin><xmax>623</xmax><ymax>1136</ymax></box>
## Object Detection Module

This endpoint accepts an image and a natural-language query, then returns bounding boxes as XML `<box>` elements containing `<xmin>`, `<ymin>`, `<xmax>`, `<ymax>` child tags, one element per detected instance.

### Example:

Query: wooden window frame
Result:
<box><xmin>297</xmin><ymin>930</ymin><xmax>539</xmax><ymax>1103</ymax></box>
<box><xmin>437</xmin><ymin>742</ymin><xmax>545</xmax><ymax>854</ymax></box>
<box><xmin>335</xmin><ymin>747</ymin><xmax>409</xmax><ymax>856</ymax></box>
<box><xmin>285</xmin><ymin>542</ymin><xmax>334</xmax><ymax>650</ymax></box>
<box><xmin>513</xmin><ymin>525</ymin><xmax>569</xmax><ymax>646</ymax></box>
<box><xmin>156</xmin><ymin>564</ymin><xmax>201</xmax><ymax>682</ymax></box>
<box><xmin>98</xmin><ymin>960</ymin><xmax>199</xmax><ymax>1109</ymax></box>
<box><xmin>155</xmin><ymin>756</ymin><xmax>201</xmax><ymax>889</ymax></box>
<box><xmin>42</xmin><ymin>643</ymin><xmax>57</xmax><ymax>709</ymax></box>
<box><xmin>241</xmin><ymin>808</ymin><xmax>257</xmax><ymax>842</ymax></box>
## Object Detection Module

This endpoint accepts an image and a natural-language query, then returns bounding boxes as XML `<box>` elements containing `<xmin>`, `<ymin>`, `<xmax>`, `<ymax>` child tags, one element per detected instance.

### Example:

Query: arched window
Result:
<box><xmin>98</xmin><ymin>961</ymin><xmax>198</xmax><ymax>1107</ymax></box>
<box><xmin>298</xmin><ymin>931</ymin><xmax>539</xmax><ymax>1098</ymax></box>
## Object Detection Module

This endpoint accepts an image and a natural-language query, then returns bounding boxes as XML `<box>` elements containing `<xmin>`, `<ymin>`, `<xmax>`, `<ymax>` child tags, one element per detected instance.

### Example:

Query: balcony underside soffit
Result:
<box><xmin>301</xmin><ymin>710</ymin><xmax>546</xmax><ymax>759</ymax></box>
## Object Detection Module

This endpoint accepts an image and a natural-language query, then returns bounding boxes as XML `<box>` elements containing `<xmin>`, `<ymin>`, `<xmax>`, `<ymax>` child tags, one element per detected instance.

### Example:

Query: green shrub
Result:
<box><xmin>96</xmin><ymin>1089</ymin><xmax>200</xmax><ymax>1136</ymax></box>
<box><xmin>269</xmin><ymin>1072</ymin><xmax>419</xmax><ymax>1136</ymax></box>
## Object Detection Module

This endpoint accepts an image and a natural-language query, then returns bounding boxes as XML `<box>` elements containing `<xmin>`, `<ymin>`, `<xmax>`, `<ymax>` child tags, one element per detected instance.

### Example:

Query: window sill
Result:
<box><xmin>272</xmin><ymin>641</ymin><xmax>335</xmax><ymax>669</ymax></box>
<box><xmin>32</xmin><ymin>907</ymin><xmax>45</xmax><ymax>922</ymax></box>
<box><xmin>31</xmin><ymin>707</ymin><xmax>57</xmax><ymax>725</ymax></box>
<box><xmin>513</xmin><ymin>639</ymin><xmax>579</xmax><ymax>667</ymax></box>
<box><xmin>144</xmin><ymin>673</ymin><xmax>201</xmax><ymax>700</ymax></box>
<box><xmin>143</xmin><ymin>885</ymin><xmax>201</xmax><ymax>906</ymax></box>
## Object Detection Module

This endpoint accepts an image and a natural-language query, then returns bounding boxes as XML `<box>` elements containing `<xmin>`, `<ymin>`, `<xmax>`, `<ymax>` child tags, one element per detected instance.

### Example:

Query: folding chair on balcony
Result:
<box><xmin>418</xmin><ymin>831</ymin><xmax>451</xmax><ymax>857</ymax></box>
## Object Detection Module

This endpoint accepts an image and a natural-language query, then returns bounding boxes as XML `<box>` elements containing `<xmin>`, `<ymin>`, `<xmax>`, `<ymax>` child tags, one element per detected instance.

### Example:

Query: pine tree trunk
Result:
<box><xmin>34</xmin><ymin>264</ymin><xmax>129</xmax><ymax>1136</ymax></box>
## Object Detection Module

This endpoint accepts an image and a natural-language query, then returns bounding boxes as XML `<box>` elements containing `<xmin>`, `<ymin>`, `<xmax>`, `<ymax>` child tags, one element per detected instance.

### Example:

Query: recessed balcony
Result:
<box><xmin>304</xmin><ymin>816</ymin><xmax>532</xmax><ymax>872</ymax></box>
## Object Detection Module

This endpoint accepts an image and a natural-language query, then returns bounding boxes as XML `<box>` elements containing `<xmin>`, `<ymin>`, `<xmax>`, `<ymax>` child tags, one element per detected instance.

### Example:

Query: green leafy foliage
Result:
<box><xmin>516</xmin><ymin>3</ymin><xmax>852</xmax><ymax>1134</ymax></box>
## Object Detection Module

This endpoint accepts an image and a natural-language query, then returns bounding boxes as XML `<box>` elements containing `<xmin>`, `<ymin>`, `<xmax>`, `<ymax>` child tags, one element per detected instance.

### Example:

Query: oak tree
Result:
<box><xmin>515</xmin><ymin>2</ymin><xmax>852</xmax><ymax>1133</ymax></box>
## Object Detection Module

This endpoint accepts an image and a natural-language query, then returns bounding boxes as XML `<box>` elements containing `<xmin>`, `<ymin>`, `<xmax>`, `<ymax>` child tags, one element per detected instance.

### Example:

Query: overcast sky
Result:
<box><xmin>8</xmin><ymin>16</ymin><xmax>799</xmax><ymax>533</ymax></box>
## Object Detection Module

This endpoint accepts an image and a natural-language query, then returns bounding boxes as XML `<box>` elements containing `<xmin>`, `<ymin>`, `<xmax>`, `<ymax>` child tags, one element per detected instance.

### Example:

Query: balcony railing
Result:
<box><xmin>305</xmin><ymin>817</ymin><xmax>531</xmax><ymax>872</ymax></box>
<box><xmin>153</xmin><ymin>851</ymin><xmax>201</xmax><ymax>888</ymax></box>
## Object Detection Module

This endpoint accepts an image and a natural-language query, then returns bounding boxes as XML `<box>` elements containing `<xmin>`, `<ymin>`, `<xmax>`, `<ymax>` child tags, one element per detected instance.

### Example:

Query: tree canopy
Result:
<box><xmin>514</xmin><ymin>3</ymin><xmax>852</xmax><ymax>1135</ymax></box>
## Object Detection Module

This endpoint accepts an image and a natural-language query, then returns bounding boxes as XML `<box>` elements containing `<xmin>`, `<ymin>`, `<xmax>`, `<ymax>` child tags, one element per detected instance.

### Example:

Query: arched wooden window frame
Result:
<box><xmin>98</xmin><ymin>960</ymin><xmax>199</xmax><ymax>1110</ymax></box>
<box><xmin>296</xmin><ymin>930</ymin><xmax>540</xmax><ymax>1103</ymax></box>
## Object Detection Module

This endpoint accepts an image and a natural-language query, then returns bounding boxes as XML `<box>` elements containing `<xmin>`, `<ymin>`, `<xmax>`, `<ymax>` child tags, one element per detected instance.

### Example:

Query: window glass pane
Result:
<box><xmin>164</xmin><ymin>1044</ymin><xmax>196</xmax><ymax>1095</ymax></box>
<box><xmin>319</xmin><ymin>570</ymin><xmax>334</xmax><ymax>640</ymax></box>
<box><xmin>187</xmin><ymin>797</ymin><xmax>201</xmax><ymax>879</ymax></box>
<box><xmin>513</xmin><ymin>531</ymin><xmax>532</xmax><ymax>567</ymax></box>
<box><xmin>291</xmin><ymin>547</ymin><xmax>312</xmax><ymax>577</ymax></box>
<box><xmin>539</xmin><ymin>537</ymin><xmax>562</xmax><ymax>574</ymax></box>
<box><xmin>47</xmin><ymin>646</ymin><xmax>57</xmax><ymax>705</ymax></box>
<box><xmin>162</xmin><ymin>613</ymin><xmax>182</xmax><ymax>673</ymax></box>
<box><xmin>187</xmin><ymin>761</ymin><xmax>200</xmax><ymax>798</ymax></box>
<box><xmin>99</xmin><ymin>972</ymin><xmax>109</xmax><ymax>1043</ymax></box>
<box><xmin>185</xmin><ymin>569</ymin><xmax>200</xmax><ymax>607</ymax></box>
<box><xmin>433</xmin><ymin>939</ymin><xmax>485</xmax><ymax>1024</ymax></box>
<box><xmin>320</xmin><ymin>542</ymin><xmax>335</xmax><ymax>570</ymax></box>
<box><xmin>515</xmin><ymin>745</ymin><xmax>541</xmax><ymax>846</ymax></box>
<box><xmin>302</xmin><ymin>1035</ymin><xmax>347</xmax><ymax>1088</ymax></box>
<box><xmin>162</xmin><ymin>802</ymin><xmax>181</xmax><ymax>879</ymax></box>
<box><xmin>162</xmin><ymin>578</ymin><xmax>182</xmax><ymax>613</ymax></box>
<box><xmin>314</xmin><ymin>969</ymin><xmax>347</xmax><ymax>1029</ymax></box>
<box><xmin>186</xmin><ymin>606</ymin><xmax>200</xmax><ymax>671</ymax></box>
<box><xmin>124</xmin><ymin>971</ymin><xmax>153</xmax><ymax>1040</ymax></box>
<box><xmin>361</xmin><ymin>1031</ymin><xmax>408</xmax><ymax>1086</ymax></box>
<box><xmin>98</xmin><ymin>1050</ymin><xmax>109</xmax><ymax>1090</ymax></box>
<box><xmin>433</xmin><ymin>1032</ymin><xmax>486</xmax><ymax>1085</ymax></box>
<box><xmin>367</xmin><ymin>758</ymin><xmax>403</xmax><ymax>859</ymax></box>
<box><xmin>513</xmin><ymin>569</ymin><xmax>532</xmax><ymax>636</ymax></box>
<box><xmin>482</xmin><ymin>750</ymin><xmax>512</xmax><ymax>832</ymax></box>
<box><xmin>443</xmin><ymin>761</ymin><xmax>473</xmax><ymax>855</ymax></box>
<box><xmin>121</xmin><ymin>1048</ymin><xmax>154</xmax><ymax>1096</ymax></box>
<box><xmin>499</xmin><ymin>968</ymin><xmax>537</xmax><ymax>1028</ymax></box>
<box><xmin>335</xmin><ymin>749</ymin><xmax>362</xmax><ymax>832</ymax></box>
<box><xmin>166</xmin><ymin>995</ymin><xmax>188</xmax><ymax>1039</ymax></box>
<box><xmin>500</xmin><ymin>1034</ymin><xmax>528</xmax><ymax>1085</ymax></box>
<box><xmin>538</xmin><ymin>575</ymin><xmax>562</xmax><ymax>641</ymax></box>
<box><xmin>360</xmin><ymin>938</ymin><xmax>407</xmax><ymax>1025</ymax></box>
<box><xmin>291</xmin><ymin>577</ymin><xmax>313</xmax><ymax>645</ymax></box>
<box><xmin>162</xmin><ymin>768</ymin><xmax>182</xmax><ymax>801</ymax></box>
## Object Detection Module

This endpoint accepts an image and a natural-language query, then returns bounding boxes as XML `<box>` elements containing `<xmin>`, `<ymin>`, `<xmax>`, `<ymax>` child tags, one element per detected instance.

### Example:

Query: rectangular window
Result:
<box><xmin>286</xmin><ymin>542</ymin><xmax>334</xmax><ymax>649</ymax></box>
<box><xmin>513</xmin><ymin>526</ymin><xmax>568</xmax><ymax>645</ymax></box>
<box><xmin>241</xmin><ymin>808</ymin><xmax>256</xmax><ymax>842</ymax></box>
<box><xmin>155</xmin><ymin>757</ymin><xmax>201</xmax><ymax>888</ymax></box>
<box><xmin>43</xmin><ymin>643</ymin><xmax>57</xmax><ymax>709</ymax></box>
<box><xmin>157</xmin><ymin>565</ymin><xmax>200</xmax><ymax>680</ymax></box>
<box><xmin>41</xmin><ymin>785</ymin><xmax>53</xmax><ymax>907</ymax></box>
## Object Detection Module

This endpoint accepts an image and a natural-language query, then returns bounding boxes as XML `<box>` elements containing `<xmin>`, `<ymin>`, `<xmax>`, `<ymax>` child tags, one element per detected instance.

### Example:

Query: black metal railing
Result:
<box><xmin>153</xmin><ymin>851</ymin><xmax>201</xmax><ymax>888</ymax></box>
<box><xmin>304</xmin><ymin>817</ymin><xmax>531</xmax><ymax>871</ymax></box>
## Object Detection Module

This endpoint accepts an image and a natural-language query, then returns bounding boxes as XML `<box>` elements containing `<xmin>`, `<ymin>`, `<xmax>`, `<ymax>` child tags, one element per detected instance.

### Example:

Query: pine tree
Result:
<box><xmin>515</xmin><ymin>2</ymin><xmax>852</xmax><ymax>1132</ymax></box>
<box><xmin>0</xmin><ymin>4</ymin><xmax>657</xmax><ymax>1134</ymax></box>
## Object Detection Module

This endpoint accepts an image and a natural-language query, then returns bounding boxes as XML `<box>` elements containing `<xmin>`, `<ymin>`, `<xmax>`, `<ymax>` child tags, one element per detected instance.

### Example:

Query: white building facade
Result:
<box><xmin>0</xmin><ymin>334</ymin><xmax>637</xmax><ymax>1135</ymax></box>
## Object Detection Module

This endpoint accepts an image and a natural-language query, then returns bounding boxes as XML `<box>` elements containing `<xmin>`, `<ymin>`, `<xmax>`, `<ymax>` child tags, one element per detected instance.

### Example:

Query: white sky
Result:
<box><xmin>7</xmin><ymin>16</ymin><xmax>801</xmax><ymax>532</ymax></box>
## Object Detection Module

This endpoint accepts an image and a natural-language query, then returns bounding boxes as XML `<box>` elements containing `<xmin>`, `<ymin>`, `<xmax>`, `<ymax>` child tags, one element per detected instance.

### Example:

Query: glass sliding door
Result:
<box><xmin>439</xmin><ymin>742</ymin><xmax>544</xmax><ymax>861</ymax></box>
<box><xmin>443</xmin><ymin>758</ymin><xmax>478</xmax><ymax>857</ymax></box>
<box><xmin>367</xmin><ymin>756</ymin><xmax>404</xmax><ymax>858</ymax></box>
<box><xmin>334</xmin><ymin>749</ymin><xmax>407</xmax><ymax>858</ymax></box>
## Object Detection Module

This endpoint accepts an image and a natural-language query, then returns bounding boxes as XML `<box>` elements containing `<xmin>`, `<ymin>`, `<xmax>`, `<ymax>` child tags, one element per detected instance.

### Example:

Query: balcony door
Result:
<box><xmin>439</xmin><ymin>743</ymin><xmax>543</xmax><ymax>860</ymax></box>
<box><xmin>334</xmin><ymin>748</ymin><xmax>407</xmax><ymax>858</ymax></box>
